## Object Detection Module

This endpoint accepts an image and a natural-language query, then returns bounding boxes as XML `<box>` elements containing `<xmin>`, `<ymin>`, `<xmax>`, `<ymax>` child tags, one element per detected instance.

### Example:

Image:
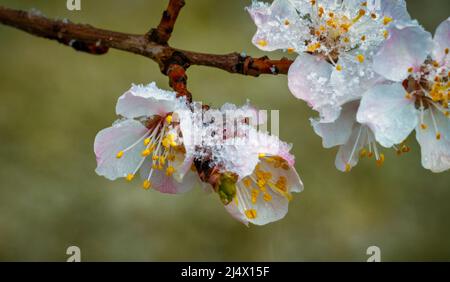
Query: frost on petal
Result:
<box><xmin>94</xmin><ymin>119</ymin><xmax>148</xmax><ymax>180</ymax></box>
<box><xmin>330</xmin><ymin>52</ymin><xmax>381</xmax><ymax>104</ymax></box>
<box><xmin>373</xmin><ymin>24</ymin><xmax>433</xmax><ymax>82</ymax></box>
<box><xmin>247</xmin><ymin>0</ymin><xmax>306</xmax><ymax>52</ymax></box>
<box><xmin>116</xmin><ymin>82</ymin><xmax>179</xmax><ymax>119</ymax></box>
<box><xmin>288</xmin><ymin>53</ymin><xmax>340</xmax><ymax>122</ymax></box>
<box><xmin>416</xmin><ymin>110</ymin><xmax>450</xmax><ymax>173</ymax></box>
<box><xmin>311</xmin><ymin>101</ymin><xmax>358</xmax><ymax>149</ymax></box>
<box><xmin>433</xmin><ymin>17</ymin><xmax>450</xmax><ymax>64</ymax></box>
<box><xmin>335</xmin><ymin>124</ymin><xmax>369</xmax><ymax>172</ymax></box>
<box><xmin>357</xmin><ymin>83</ymin><xmax>417</xmax><ymax>148</ymax></box>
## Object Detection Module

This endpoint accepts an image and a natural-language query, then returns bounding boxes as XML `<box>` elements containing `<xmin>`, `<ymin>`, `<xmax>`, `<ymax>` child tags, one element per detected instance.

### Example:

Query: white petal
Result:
<box><xmin>416</xmin><ymin>110</ymin><xmax>450</xmax><ymax>173</ymax></box>
<box><xmin>379</xmin><ymin>0</ymin><xmax>411</xmax><ymax>23</ymax></box>
<box><xmin>373</xmin><ymin>24</ymin><xmax>433</xmax><ymax>82</ymax></box>
<box><xmin>116</xmin><ymin>82</ymin><xmax>178</xmax><ymax>118</ymax></box>
<box><xmin>312</xmin><ymin>101</ymin><xmax>359</xmax><ymax>148</ymax></box>
<box><xmin>94</xmin><ymin>119</ymin><xmax>148</xmax><ymax>180</ymax></box>
<box><xmin>335</xmin><ymin>124</ymin><xmax>369</xmax><ymax>172</ymax></box>
<box><xmin>433</xmin><ymin>17</ymin><xmax>450</xmax><ymax>63</ymax></box>
<box><xmin>288</xmin><ymin>53</ymin><xmax>340</xmax><ymax>122</ymax></box>
<box><xmin>357</xmin><ymin>83</ymin><xmax>417</xmax><ymax>147</ymax></box>
<box><xmin>247</xmin><ymin>0</ymin><xmax>306</xmax><ymax>52</ymax></box>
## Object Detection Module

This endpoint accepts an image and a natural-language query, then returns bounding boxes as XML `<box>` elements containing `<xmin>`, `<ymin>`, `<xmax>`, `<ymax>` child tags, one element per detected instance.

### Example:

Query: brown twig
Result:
<box><xmin>148</xmin><ymin>0</ymin><xmax>186</xmax><ymax>45</ymax></box>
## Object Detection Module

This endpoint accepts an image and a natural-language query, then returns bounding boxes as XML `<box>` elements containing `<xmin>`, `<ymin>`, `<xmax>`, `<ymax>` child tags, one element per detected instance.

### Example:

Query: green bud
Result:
<box><xmin>217</xmin><ymin>172</ymin><xmax>237</xmax><ymax>205</ymax></box>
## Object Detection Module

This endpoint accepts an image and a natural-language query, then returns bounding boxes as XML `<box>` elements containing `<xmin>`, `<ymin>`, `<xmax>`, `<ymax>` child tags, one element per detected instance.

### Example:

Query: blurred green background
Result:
<box><xmin>0</xmin><ymin>0</ymin><xmax>449</xmax><ymax>261</ymax></box>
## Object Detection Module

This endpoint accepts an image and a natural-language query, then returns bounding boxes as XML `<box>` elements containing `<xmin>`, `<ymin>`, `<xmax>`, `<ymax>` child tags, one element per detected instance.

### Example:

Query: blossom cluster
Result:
<box><xmin>93</xmin><ymin>0</ymin><xmax>449</xmax><ymax>226</ymax></box>
<box><xmin>248</xmin><ymin>0</ymin><xmax>450</xmax><ymax>173</ymax></box>
<box><xmin>94</xmin><ymin>82</ymin><xmax>303</xmax><ymax>226</ymax></box>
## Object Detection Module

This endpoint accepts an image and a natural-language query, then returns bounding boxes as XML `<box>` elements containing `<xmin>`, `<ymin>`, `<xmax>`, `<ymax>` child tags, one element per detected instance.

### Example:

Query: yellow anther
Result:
<box><xmin>284</xmin><ymin>19</ymin><xmax>290</xmax><ymax>26</ymax></box>
<box><xmin>376</xmin><ymin>154</ymin><xmax>385</xmax><ymax>167</ymax></box>
<box><xmin>383</xmin><ymin>17</ymin><xmax>393</xmax><ymax>25</ymax></box>
<box><xmin>310</xmin><ymin>0</ymin><xmax>316</xmax><ymax>5</ymax></box>
<box><xmin>368</xmin><ymin>152</ymin><xmax>374</xmax><ymax>158</ymax></box>
<box><xmin>144</xmin><ymin>138</ymin><xmax>151</xmax><ymax>146</ymax></box>
<box><xmin>436</xmin><ymin>132</ymin><xmax>442</xmax><ymax>140</ymax></box>
<box><xmin>336</xmin><ymin>64</ymin><xmax>343</xmax><ymax>71</ymax></box>
<box><xmin>263</xmin><ymin>193</ymin><xmax>272</xmax><ymax>202</ymax></box>
<box><xmin>257</xmin><ymin>179</ymin><xmax>266</xmax><ymax>188</ymax></box>
<box><xmin>142</xmin><ymin>180</ymin><xmax>152</xmax><ymax>190</ymax></box>
<box><xmin>361</xmin><ymin>35</ymin><xmax>366</xmax><ymax>41</ymax></box>
<box><xmin>361</xmin><ymin>1</ymin><xmax>367</xmax><ymax>7</ymax></box>
<box><xmin>165</xmin><ymin>115</ymin><xmax>173</xmax><ymax>124</ymax></box>
<box><xmin>343</xmin><ymin>37</ymin><xmax>350</xmax><ymax>43</ymax></box>
<box><xmin>159</xmin><ymin>156</ymin><xmax>166</xmax><ymax>165</ymax></box>
<box><xmin>152</xmin><ymin>164</ymin><xmax>158</xmax><ymax>170</ymax></box>
<box><xmin>445</xmin><ymin>111</ymin><xmax>449</xmax><ymax>117</ymax></box>
<box><xmin>421</xmin><ymin>123</ymin><xmax>428</xmax><ymax>130</ymax></box>
<box><xmin>360</xmin><ymin>148</ymin><xmax>367</xmax><ymax>158</ymax></box>
<box><xmin>345</xmin><ymin>163</ymin><xmax>352</xmax><ymax>172</ymax></box>
<box><xmin>329</xmin><ymin>12</ymin><xmax>335</xmax><ymax>18</ymax></box>
<box><xmin>245</xmin><ymin>209</ymin><xmax>257</xmax><ymax>219</ymax></box>
<box><xmin>141</xmin><ymin>149</ymin><xmax>152</xmax><ymax>157</ymax></box>
<box><xmin>116</xmin><ymin>151</ymin><xmax>124</xmax><ymax>159</ymax></box>
<box><xmin>405</xmin><ymin>93</ymin><xmax>412</xmax><ymax>100</ymax></box>
<box><xmin>126</xmin><ymin>174</ymin><xmax>135</xmax><ymax>182</ymax></box>
<box><xmin>356</xmin><ymin>54</ymin><xmax>365</xmax><ymax>63</ymax></box>
<box><xmin>383</xmin><ymin>30</ymin><xmax>389</xmax><ymax>39</ymax></box>
<box><xmin>408</xmin><ymin>67</ymin><xmax>414</xmax><ymax>73</ymax></box>
<box><xmin>307</xmin><ymin>42</ymin><xmax>321</xmax><ymax>52</ymax></box>
<box><xmin>258</xmin><ymin>39</ymin><xmax>268</xmax><ymax>47</ymax></box>
<box><xmin>258</xmin><ymin>153</ymin><xmax>266</xmax><ymax>158</ymax></box>
<box><xmin>166</xmin><ymin>166</ymin><xmax>175</xmax><ymax>176</ymax></box>
<box><xmin>287</xmin><ymin>47</ymin><xmax>295</xmax><ymax>54</ymax></box>
<box><xmin>243</xmin><ymin>178</ymin><xmax>252</xmax><ymax>188</ymax></box>
<box><xmin>318</xmin><ymin>6</ymin><xmax>324</xmax><ymax>17</ymax></box>
<box><xmin>152</xmin><ymin>155</ymin><xmax>159</xmax><ymax>161</ymax></box>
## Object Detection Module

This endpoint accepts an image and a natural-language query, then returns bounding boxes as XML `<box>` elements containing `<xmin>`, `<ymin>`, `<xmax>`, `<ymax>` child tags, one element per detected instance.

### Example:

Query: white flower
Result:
<box><xmin>312</xmin><ymin>101</ymin><xmax>398</xmax><ymax>172</ymax></box>
<box><xmin>94</xmin><ymin>82</ymin><xmax>198</xmax><ymax>193</ymax></box>
<box><xmin>248</xmin><ymin>0</ymin><xmax>414</xmax><ymax>121</ymax></box>
<box><xmin>357</xmin><ymin>19</ymin><xmax>450</xmax><ymax>172</ymax></box>
<box><xmin>193</xmin><ymin>102</ymin><xmax>304</xmax><ymax>225</ymax></box>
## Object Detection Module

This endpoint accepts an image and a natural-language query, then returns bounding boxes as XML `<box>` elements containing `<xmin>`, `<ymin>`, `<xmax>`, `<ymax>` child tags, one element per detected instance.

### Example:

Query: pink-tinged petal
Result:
<box><xmin>416</xmin><ymin>110</ymin><xmax>450</xmax><ymax>173</ymax></box>
<box><xmin>248</xmin><ymin>0</ymin><xmax>306</xmax><ymax>52</ymax></box>
<box><xmin>94</xmin><ymin>119</ymin><xmax>148</xmax><ymax>180</ymax></box>
<box><xmin>379</xmin><ymin>0</ymin><xmax>411</xmax><ymax>23</ymax></box>
<box><xmin>373</xmin><ymin>25</ymin><xmax>433</xmax><ymax>82</ymax></box>
<box><xmin>433</xmin><ymin>17</ymin><xmax>450</xmax><ymax>63</ymax></box>
<box><xmin>357</xmin><ymin>83</ymin><xmax>417</xmax><ymax>147</ymax></box>
<box><xmin>335</xmin><ymin>124</ymin><xmax>369</xmax><ymax>172</ymax></box>
<box><xmin>116</xmin><ymin>82</ymin><xmax>178</xmax><ymax>119</ymax></box>
<box><xmin>288</xmin><ymin>53</ymin><xmax>340</xmax><ymax>122</ymax></box>
<box><xmin>311</xmin><ymin>101</ymin><xmax>359</xmax><ymax>149</ymax></box>
<box><xmin>139</xmin><ymin>152</ymin><xmax>198</xmax><ymax>194</ymax></box>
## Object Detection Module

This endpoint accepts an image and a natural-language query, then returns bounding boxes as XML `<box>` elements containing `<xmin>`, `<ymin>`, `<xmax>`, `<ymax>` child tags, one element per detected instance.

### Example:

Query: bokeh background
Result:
<box><xmin>0</xmin><ymin>0</ymin><xmax>449</xmax><ymax>261</ymax></box>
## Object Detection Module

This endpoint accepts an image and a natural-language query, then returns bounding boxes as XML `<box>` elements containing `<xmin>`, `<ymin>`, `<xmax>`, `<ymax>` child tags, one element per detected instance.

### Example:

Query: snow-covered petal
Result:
<box><xmin>311</xmin><ymin>101</ymin><xmax>358</xmax><ymax>148</ymax></box>
<box><xmin>288</xmin><ymin>53</ymin><xmax>340</xmax><ymax>122</ymax></box>
<box><xmin>116</xmin><ymin>82</ymin><xmax>179</xmax><ymax>119</ymax></box>
<box><xmin>373</xmin><ymin>25</ymin><xmax>433</xmax><ymax>82</ymax></box>
<box><xmin>416</xmin><ymin>110</ymin><xmax>450</xmax><ymax>173</ymax></box>
<box><xmin>94</xmin><ymin>119</ymin><xmax>148</xmax><ymax>180</ymax></box>
<box><xmin>357</xmin><ymin>83</ymin><xmax>418</xmax><ymax>147</ymax></box>
<box><xmin>247</xmin><ymin>0</ymin><xmax>306</xmax><ymax>52</ymax></box>
<box><xmin>433</xmin><ymin>17</ymin><xmax>450</xmax><ymax>64</ymax></box>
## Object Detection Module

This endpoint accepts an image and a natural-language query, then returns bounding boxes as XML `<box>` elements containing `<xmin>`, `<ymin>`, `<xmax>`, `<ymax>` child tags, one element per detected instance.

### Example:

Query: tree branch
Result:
<box><xmin>148</xmin><ymin>0</ymin><xmax>185</xmax><ymax>45</ymax></box>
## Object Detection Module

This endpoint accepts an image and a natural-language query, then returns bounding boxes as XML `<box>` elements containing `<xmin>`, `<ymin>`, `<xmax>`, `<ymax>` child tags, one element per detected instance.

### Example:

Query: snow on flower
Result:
<box><xmin>188</xmin><ymin>102</ymin><xmax>303</xmax><ymax>225</ymax></box>
<box><xmin>94</xmin><ymin>82</ymin><xmax>198</xmax><ymax>193</ymax></box>
<box><xmin>248</xmin><ymin>0</ymin><xmax>414</xmax><ymax>121</ymax></box>
<box><xmin>357</xmin><ymin>19</ymin><xmax>450</xmax><ymax>172</ymax></box>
